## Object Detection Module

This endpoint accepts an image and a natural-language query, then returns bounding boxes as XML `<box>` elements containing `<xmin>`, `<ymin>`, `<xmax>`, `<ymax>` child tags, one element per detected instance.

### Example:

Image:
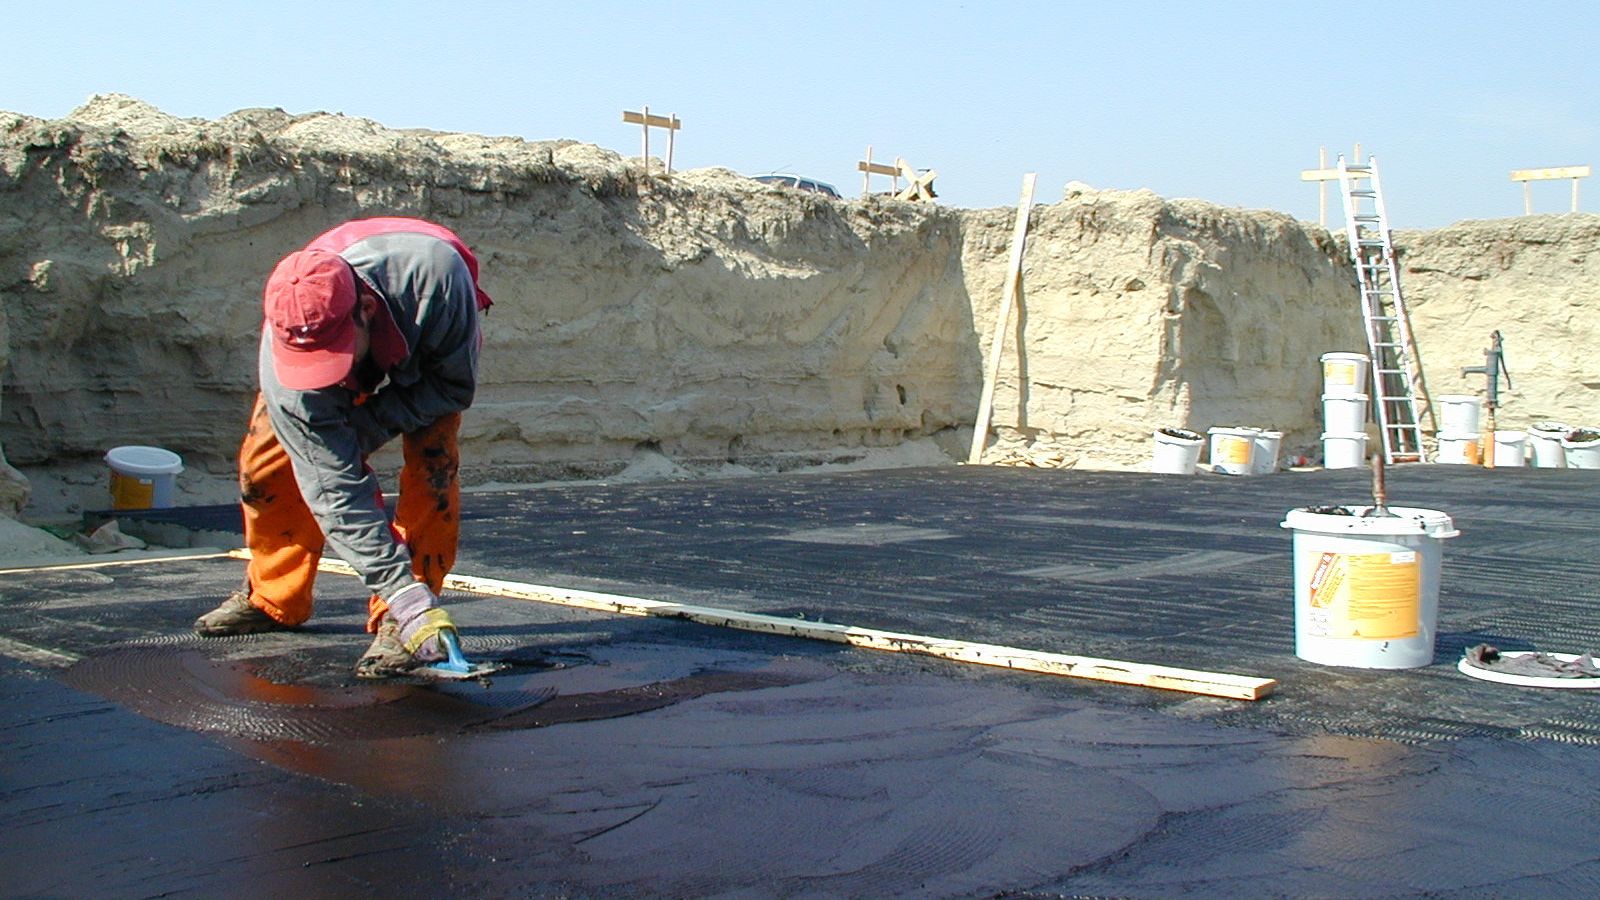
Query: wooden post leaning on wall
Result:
<box><xmin>968</xmin><ymin>173</ymin><xmax>1038</xmax><ymax>465</ymax></box>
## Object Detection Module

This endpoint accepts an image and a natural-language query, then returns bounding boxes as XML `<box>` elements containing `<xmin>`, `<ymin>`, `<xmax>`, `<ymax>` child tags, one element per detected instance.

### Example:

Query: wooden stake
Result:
<box><xmin>666</xmin><ymin>111</ymin><xmax>677</xmax><ymax>174</ymax></box>
<box><xmin>968</xmin><ymin>173</ymin><xmax>1037</xmax><ymax>464</ymax></box>
<box><xmin>241</xmin><ymin>551</ymin><xmax>1276</xmax><ymax>701</ymax></box>
<box><xmin>1318</xmin><ymin>146</ymin><xmax>1327</xmax><ymax>227</ymax></box>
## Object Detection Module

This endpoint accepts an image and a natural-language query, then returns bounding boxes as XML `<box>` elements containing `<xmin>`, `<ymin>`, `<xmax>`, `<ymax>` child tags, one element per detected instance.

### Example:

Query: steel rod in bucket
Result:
<box><xmin>1367</xmin><ymin>453</ymin><xmax>1395</xmax><ymax>518</ymax></box>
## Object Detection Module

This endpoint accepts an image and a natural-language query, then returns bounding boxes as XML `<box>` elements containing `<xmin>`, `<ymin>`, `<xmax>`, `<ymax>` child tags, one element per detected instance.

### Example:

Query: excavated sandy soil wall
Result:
<box><xmin>1</xmin><ymin>96</ymin><xmax>1595</xmax><ymax>513</ymax></box>
<box><xmin>961</xmin><ymin>186</ymin><xmax>1360</xmax><ymax>464</ymax></box>
<box><xmin>1396</xmin><ymin>216</ymin><xmax>1600</xmax><ymax>431</ymax></box>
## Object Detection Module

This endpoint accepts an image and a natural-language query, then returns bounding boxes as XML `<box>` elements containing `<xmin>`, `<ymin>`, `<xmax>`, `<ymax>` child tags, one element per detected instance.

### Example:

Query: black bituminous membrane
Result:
<box><xmin>6</xmin><ymin>465</ymin><xmax>1600</xmax><ymax>896</ymax></box>
<box><xmin>435</xmin><ymin>464</ymin><xmax>1600</xmax><ymax>744</ymax></box>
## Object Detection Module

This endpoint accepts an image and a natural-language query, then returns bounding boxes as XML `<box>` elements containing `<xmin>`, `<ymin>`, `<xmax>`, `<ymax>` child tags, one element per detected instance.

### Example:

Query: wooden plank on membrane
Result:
<box><xmin>252</xmin><ymin>551</ymin><xmax>1278</xmax><ymax>701</ymax></box>
<box><xmin>1</xmin><ymin>549</ymin><xmax>236</xmax><ymax>574</ymax></box>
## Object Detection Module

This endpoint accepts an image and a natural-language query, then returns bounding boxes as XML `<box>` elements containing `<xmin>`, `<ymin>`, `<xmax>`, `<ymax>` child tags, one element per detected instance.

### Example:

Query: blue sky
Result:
<box><xmin>8</xmin><ymin>1</ymin><xmax>1596</xmax><ymax>228</ymax></box>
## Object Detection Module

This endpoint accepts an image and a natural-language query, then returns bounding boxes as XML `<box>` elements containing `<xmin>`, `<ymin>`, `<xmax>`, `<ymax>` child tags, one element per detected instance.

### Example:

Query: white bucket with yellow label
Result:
<box><xmin>105</xmin><ymin>445</ymin><xmax>183</xmax><ymax>509</ymax></box>
<box><xmin>1206</xmin><ymin>427</ymin><xmax>1257</xmax><ymax>476</ymax></box>
<box><xmin>1281</xmin><ymin>505</ymin><xmax>1458</xmax><ymax>669</ymax></box>
<box><xmin>1319</xmin><ymin>351</ymin><xmax>1369</xmax><ymax>397</ymax></box>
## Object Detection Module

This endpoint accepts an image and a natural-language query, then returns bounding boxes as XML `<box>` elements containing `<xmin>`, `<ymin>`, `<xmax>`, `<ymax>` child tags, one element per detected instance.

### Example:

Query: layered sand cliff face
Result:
<box><xmin>1</xmin><ymin>96</ymin><xmax>1595</xmax><ymax>514</ymax></box>
<box><xmin>1396</xmin><ymin>216</ymin><xmax>1600</xmax><ymax>429</ymax></box>
<box><xmin>961</xmin><ymin>186</ymin><xmax>1361</xmax><ymax>465</ymax></box>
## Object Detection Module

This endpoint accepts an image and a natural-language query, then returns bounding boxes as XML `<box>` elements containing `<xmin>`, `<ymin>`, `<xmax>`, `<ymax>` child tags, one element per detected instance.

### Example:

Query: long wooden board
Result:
<box><xmin>0</xmin><ymin>549</ymin><xmax>235</xmax><ymax>574</ymax></box>
<box><xmin>1509</xmin><ymin>165</ymin><xmax>1590</xmax><ymax>181</ymax></box>
<box><xmin>252</xmin><ymin>552</ymin><xmax>1277</xmax><ymax>701</ymax></box>
<box><xmin>1300</xmin><ymin>166</ymin><xmax>1369</xmax><ymax>182</ymax></box>
<box><xmin>622</xmin><ymin>110</ymin><xmax>681</xmax><ymax>130</ymax></box>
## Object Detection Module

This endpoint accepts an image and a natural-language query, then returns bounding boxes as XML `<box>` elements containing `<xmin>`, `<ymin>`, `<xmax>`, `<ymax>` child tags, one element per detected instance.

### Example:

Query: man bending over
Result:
<box><xmin>193</xmin><ymin>217</ymin><xmax>491</xmax><ymax>678</ymax></box>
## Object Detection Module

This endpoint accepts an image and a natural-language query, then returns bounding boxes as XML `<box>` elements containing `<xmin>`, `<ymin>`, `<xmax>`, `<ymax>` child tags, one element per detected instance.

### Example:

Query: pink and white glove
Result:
<box><xmin>384</xmin><ymin>582</ymin><xmax>457</xmax><ymax>662</ymax></box>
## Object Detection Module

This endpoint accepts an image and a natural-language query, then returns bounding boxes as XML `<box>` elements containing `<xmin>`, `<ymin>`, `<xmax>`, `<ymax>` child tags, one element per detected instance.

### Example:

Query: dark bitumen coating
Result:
<box><xmin>4</xmin><ymin>464</ymin><xmax>1600</xmax><ymax>896</ymax></box>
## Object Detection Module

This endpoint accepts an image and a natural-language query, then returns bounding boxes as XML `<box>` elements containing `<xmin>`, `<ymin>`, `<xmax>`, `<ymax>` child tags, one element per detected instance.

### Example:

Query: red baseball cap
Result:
<box><xmin>263</xmin><ymin>250</ymin><xmax>359</xmax><ymax>390</ymax></box>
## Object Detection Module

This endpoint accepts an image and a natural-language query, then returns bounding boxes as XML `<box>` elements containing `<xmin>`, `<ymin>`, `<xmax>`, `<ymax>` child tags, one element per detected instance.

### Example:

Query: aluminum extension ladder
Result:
<box><xmin>1336</xmin><ymin>155</ymin><xmax>1431</xmax><ymax>463</ymax></box>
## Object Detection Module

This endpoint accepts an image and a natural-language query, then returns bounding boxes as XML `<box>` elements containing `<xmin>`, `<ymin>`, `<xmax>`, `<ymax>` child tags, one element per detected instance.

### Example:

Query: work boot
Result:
<box><xmin>355</xmin><ymin>616</ymin><xmax>422</xmax><ymax>679</ymax></box>
<box><xmin>193</xmin><ymin>590</ymin><xmax>286</xmax><ymax>636</ymax></box>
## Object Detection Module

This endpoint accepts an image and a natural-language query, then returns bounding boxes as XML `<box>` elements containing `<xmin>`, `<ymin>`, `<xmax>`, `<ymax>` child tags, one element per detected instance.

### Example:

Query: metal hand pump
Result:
<box><xmin>1461</xmin><ymin>331</ymin><xmax>1511</xmax><ymax>468</ymax></box>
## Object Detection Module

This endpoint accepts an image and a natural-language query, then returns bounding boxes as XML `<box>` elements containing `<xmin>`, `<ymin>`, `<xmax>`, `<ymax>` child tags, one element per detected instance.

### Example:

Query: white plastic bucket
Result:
<box><xmin>1282</xmin><ymin>505</ymin><xmax>1459</xmax><ymax>669</ymax></box>
<box><xmin>1151</xmin><ymin>428</ymin><xmax>1204</xmax><ymax>475</ymax></box>
<box><xmin>1435</xmin><ymin>432</ymin><xmax>1480</xmax><ymax>466</ymax></box>
<box><xmin>1320</xmin><ymin>351</ymin><xmax>1369</xmax><ymax>397</ymax></box>
<box><xmin>1562</xmin><ymin>429</ymin><xmax>1600</xmax><ymax>469</ymax></box>
<box><xmin>1321</xmin><ymin>431</ymin><xmax>1367</xmax><ymax>469</ymax></box>
<box><xmin>1321</xmin><ymin>393</ymin><xmax>1368</xmax><ymax>433</ymax></box>
<box><xmin>1491</xmin><ymin>430</ymin><xmax>1527</xmax><ymax>467</ymax></box>
<box><xmin>1251</xmin><ymin>430</ymin><xmax>1283</xmax><ymax>475</ymax></box>
<box><xmin>1436</xmin><ymin>394</ymin><xmax>1481</xmax><ymax>435</ymax></box>
<box><xmin>1528</xmin><ymin>421</ymin><xmax>1570</xmax><ymax>468</ymax></box>
<box><xmin>105</xmin><ymin>445</ymin><xmax>183</xmax><ymax>509</ymax></box>
<box><xmin>1207</xmin><ymin>427</ymin><xmax>1257</xmax><ymax>475</ymax></box>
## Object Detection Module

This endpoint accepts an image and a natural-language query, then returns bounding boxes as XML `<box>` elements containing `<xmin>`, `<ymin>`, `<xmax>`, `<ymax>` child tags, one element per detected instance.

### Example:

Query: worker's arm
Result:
<box><xmin>347</xmin><ymin>301</ymin><xmax>478</xmax><ymax>449</ymax></box>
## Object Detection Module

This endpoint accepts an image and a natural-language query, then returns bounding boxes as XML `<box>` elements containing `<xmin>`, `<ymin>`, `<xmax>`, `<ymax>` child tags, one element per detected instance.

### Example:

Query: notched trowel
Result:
<box><xmin>414</xmin><ymin>630</ymin><xmax>507</xmax><ymax>681</ymax></box>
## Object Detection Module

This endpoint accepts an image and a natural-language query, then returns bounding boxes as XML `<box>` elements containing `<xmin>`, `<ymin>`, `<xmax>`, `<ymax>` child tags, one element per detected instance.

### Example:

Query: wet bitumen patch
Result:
<box><xmin>5</xmin><ymin>464</ymin><xmax>1600</xmax><ymax>896</ymax></box>
<box><xmin>1</xmin><ymin>657</ymin><xmax>504</xmax><ymax>896</ymax></box>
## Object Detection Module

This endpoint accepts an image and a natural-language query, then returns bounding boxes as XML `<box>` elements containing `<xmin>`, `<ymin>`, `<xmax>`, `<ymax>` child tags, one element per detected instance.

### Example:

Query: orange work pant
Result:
<box><xmin>237</xmin><ymin>394</ymin><xmax>461</xmax><ymax>632</ymax></box>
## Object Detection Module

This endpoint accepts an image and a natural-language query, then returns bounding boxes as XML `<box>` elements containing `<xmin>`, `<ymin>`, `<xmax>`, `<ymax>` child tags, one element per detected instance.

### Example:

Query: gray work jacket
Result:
<box><xmin>258</xmin><ymin>230</ymin><xmax>480</xmax><ymax>599</ymax></box>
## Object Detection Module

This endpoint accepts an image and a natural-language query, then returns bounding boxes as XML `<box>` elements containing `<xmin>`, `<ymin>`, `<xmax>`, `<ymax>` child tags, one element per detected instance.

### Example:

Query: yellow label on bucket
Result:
<box><xmin>1305</xmin><ymin>550</ymin><xmax>1420</xmax><ymax>640</ymax></box>
<box><xmin>1323</xmin><ymin>361</ymin><xmax>1356</xmax><ymax>386</ymax></box>
<box><xmin>110</xmin><ymin>472</ymin><xmax>155</xmax><ymax>509</ymax></box>
<box><xmin>1219</xmin><ymin>437</ymin><xmax>1251</xmax><ymax>464</ymax></box>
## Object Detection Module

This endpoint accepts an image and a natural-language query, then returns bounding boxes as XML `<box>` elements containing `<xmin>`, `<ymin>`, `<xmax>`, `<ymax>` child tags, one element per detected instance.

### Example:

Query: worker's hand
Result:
<box><xmin>385</xmin><ymin>582</ymin><xmax>454</xmax><ymax>662</ymax></box>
